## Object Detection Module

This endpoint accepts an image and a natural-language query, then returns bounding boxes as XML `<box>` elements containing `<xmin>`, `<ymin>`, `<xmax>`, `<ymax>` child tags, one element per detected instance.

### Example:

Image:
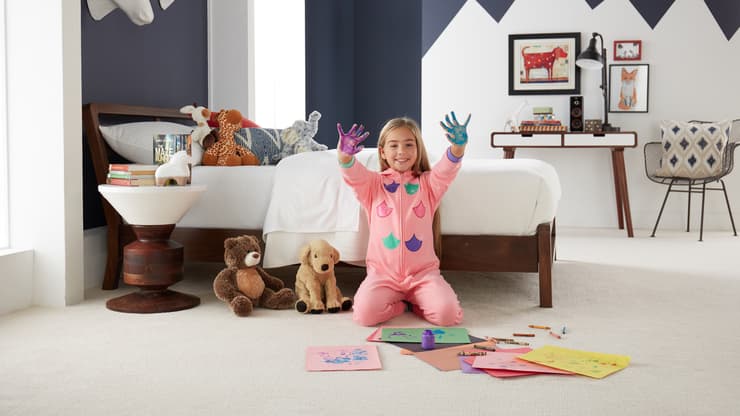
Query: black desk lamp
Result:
<box><xmin>576</xmin><ymin>32</ymin><xmax>619</xmax><ymax>132</ymax></box>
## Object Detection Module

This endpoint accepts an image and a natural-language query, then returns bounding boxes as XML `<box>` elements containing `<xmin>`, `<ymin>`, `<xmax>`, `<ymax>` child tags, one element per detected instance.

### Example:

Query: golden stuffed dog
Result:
<box><xmin>294</xmin><ymin>239</ymin><xmax>353</xmax><ymax>314</ymax></box>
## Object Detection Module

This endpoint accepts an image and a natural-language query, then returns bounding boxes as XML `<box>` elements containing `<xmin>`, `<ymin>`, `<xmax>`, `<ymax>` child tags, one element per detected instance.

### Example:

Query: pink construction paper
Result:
<box><xmin>472</xmin><ymin>352</ymin><xmax>574</xmax><ymax>375</ymax></box>
<box><xmin>305</xmin><ymin>345</ymin><xmax>382</xmax><ymax>371</ymax></box>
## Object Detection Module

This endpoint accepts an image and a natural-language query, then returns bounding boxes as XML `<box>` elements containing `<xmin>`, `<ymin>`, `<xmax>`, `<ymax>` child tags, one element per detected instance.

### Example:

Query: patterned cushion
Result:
<box><xmin>233</xmin><ymin>128</ymin><xmax>283</xmax><ymax>165</ymax></box>
<box><xmin>656</xmin><ymin>120</ymin><xmax>731</xmax><ymax>179</ymax></box>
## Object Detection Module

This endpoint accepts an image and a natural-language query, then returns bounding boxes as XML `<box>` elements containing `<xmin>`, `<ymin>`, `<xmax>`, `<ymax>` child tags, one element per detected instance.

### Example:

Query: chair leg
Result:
<box><xmin>687</xmin><ymin>181</ymin><xmax>692</xmax><ymax>232</ymax></box>
<box><xmin>720</xmin><ymin>180</ymin><xmax>738</xmax><ymax>236</ymax></box>
<box><xmin>699</xmin><ymin>183</ymin><xmax>707</xmax><ymax>242</ymax></box>
<box><xmin>652</xmin><ymin>181</ymin><xmax>674</xmax><ymax>237</ymax></box>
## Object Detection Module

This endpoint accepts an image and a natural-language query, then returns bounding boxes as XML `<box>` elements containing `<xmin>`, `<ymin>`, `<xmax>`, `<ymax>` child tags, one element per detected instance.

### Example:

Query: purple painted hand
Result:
<box><xmin>337</xmin><ymin>123</ymin><xmax>370</xmax><ymax>156</ymax></box>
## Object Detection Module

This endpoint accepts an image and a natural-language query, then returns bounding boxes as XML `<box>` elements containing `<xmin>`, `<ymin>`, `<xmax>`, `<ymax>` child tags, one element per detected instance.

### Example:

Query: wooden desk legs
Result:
<box><xmin>611</xmin><ymin>148</ymin><xmax>634</xmax><ymax>237</ymax></box>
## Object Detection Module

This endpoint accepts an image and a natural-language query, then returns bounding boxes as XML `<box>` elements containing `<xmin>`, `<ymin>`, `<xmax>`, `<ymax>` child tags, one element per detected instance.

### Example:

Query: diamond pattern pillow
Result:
<box><xmin>233</xmin><ymin>128</ymin><xmax>283</xmax><ymax>165</ymax></box>
<box><xmin>656</xmin><ymin>120</ymin><xmax>731</xmax><ymax>179</ymax></box>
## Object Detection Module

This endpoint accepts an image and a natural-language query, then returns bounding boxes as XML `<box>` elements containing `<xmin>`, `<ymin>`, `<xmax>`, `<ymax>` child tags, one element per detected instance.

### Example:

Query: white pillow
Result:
<box><xmin>99</xmin><ymin>121</ymin><xmax>202</xmax><ymax>164</ymax></box>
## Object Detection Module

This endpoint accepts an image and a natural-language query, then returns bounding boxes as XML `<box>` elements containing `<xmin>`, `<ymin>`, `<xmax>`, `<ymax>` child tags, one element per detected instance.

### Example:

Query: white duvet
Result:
<box><xmin>261</xmin><ymin>149</ymin><xmax>561</xmax><ymax>268</ymax></box>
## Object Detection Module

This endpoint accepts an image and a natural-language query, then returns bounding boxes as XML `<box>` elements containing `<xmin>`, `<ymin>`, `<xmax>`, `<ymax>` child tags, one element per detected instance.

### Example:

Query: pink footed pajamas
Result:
<box><xmin>341</xmin><ymin>148</ymin><xmax>464</xmax><ymax>326</ymax></box>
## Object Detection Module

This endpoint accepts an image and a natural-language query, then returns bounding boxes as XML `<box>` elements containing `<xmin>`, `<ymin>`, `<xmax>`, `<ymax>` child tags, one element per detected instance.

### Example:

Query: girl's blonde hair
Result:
<box><xmin>377</xmin><ymin>117</ymin><xmax>442</xmax><ymax>257</ymax></box>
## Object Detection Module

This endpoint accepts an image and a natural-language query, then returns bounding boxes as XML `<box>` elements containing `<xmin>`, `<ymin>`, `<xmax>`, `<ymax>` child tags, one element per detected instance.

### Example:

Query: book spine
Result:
<box><xmin>106</xmin><ymin>178</ymin><xmax>156</xmax><ymax>186</ymax></box>
<box><xmin>108</xmin><ymin>164</ymin><xmax>159</xmax><ymax>172</ymax></box>
<box><xmin>107</xmin><ymin>171</ymin><xmax>156</xmax><ymax>179</ymax></box>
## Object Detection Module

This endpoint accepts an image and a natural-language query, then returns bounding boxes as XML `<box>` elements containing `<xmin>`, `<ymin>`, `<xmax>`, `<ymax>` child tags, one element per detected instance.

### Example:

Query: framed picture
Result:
<box><xmin>613</xmin><ymin>40</ymin><xmax>642</xmax><ymax>61</ymax></box>
<box><xmin>609</xmin><ymin>64</ymin><xmax>649</xmax><ymax>113</ymax></box>
<box><xmin>508</xmin><ymin>32</ymin><xmax>580</xmax><ymax>95</ymax></box>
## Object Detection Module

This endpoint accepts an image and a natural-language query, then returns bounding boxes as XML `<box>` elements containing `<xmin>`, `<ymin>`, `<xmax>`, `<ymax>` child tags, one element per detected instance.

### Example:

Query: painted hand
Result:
<box><xmin>337</xmin><ymin>123</ymin><xmax>370</xmax><ymax>155</ymax></box>
<box><xmin>440</xmin><ymin>111</ymin><xmax>471</xmax><ymax>146</ymax></box>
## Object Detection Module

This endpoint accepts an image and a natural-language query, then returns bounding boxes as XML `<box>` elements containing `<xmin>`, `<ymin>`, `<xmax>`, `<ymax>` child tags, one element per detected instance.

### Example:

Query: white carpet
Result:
<box><xmin>1</xmin><ymin>228</ymin><xmax>740</xmax><ymax>415</ymax></box>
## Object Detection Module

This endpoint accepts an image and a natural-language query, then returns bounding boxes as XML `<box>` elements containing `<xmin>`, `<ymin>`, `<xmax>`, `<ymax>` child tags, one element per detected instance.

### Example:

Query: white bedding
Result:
<box><xmin>261</xmin><ymin>149</ymin><xmax>561</xmax><ymax>268</ymax></box>
<box><xmin>178</xmin><ymin>165</ymin><xmax>276</xmax><ymax>229</ymax></box>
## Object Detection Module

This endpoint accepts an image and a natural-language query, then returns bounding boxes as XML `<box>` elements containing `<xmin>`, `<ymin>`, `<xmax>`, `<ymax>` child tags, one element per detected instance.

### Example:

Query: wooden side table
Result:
<box><xmin>491</xmin><ymin>131</ymin><xmax>637</xmax><ymax>237</ymax></box>
<box><xmin>98</xmin><ymin>185</ymin><xmax>206</xmax><ymax>313</ymax></box>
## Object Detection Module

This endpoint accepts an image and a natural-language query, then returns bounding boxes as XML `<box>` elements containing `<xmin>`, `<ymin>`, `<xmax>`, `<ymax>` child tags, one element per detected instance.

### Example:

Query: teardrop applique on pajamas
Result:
<box><xmin>405</xmin><ymin>234</ymin><xmax>422</xmax><ymax>252</ymax></box>
<box><xmin>384</xmin><ymin>180</ymin><xmax>400</xmax><ymax>193</ymax></box>
<box><xmin>376</xmin><ymin>200</ymin><xmax>393</xmax><ymax>218</ymax></box>
<box><xmin>383</xmin><ymin>232</ymin><xmax>401</xmax><ymax>249</ymax></box>
<box><xmin>412</xmin><ymin>200</ymin><xmax>425</xmax><ymax>218</ymax></box>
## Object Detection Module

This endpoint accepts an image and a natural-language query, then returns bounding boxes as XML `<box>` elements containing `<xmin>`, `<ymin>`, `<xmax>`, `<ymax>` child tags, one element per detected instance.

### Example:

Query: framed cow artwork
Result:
<box><xmin>508</xmin><ymin>32</ymin><xmax>581</xmax><ymax>95</ymax></box>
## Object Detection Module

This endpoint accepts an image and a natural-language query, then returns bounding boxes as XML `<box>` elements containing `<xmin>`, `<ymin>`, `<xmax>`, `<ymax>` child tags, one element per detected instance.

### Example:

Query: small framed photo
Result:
<box><xmin>508</xmin><ymin>32</ymin><xmax>581</xmax><ymax>95</ymax></box>
<box><xmin>609</xmin><ymin>64</ymin><xmax>649</xmax><ymax>113</ymax></box>
<box><xmin>613</xmin><ymin>40</ymin><xmax>642</xmax><ymax>61</ymax></box>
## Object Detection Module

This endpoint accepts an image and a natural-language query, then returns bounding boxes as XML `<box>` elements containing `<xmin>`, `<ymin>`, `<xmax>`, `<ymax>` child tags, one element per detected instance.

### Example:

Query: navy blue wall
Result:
<box><xmin>81</xmin><ymin>0</ymin><xmax>208</xmax><ymax>229</ymax></box>
<box><xmin>306</xmin><ymin>0</ymin><xmax>422</xmax><ymax>147</ymax></box>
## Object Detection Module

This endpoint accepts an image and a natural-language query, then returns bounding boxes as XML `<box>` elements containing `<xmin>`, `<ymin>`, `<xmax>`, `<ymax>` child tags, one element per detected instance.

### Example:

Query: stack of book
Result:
<box><xmin>106</xmin><ymin>164</ymin><xmax>157</xmax><ymax>186</ymax></box>
<box><xmin>519</xmin><ymin>106</ymin><xmax>567</xmax><ymax>132</ymax></box>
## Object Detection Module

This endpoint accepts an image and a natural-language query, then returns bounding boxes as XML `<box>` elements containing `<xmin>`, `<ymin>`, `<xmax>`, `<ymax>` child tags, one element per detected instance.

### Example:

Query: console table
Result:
<box><xmin>491</xmin><ymin>131</ymin><xmax>637</xmax><ymax>237</ymax></box>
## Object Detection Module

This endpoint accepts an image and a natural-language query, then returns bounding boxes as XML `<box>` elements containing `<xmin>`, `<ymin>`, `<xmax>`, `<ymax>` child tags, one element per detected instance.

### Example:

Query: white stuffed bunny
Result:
<box><xmin>179</xmin><ymin>104</ymin><xmax>212</xmax><ymax>147</ymax></box>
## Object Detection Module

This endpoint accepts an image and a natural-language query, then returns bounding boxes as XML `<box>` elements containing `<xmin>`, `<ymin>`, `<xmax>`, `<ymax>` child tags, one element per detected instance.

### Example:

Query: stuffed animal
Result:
<box><xmin>179</xmin><ymin>104</ymin><xmax>213</xmax><ymax>148</ymax></box>
<box><xmin>155</xmin><ymin>150</ymin><xmax>190</xmax><ymax>186</ymax></box>
<box><xmin>213</xmin><ymin>235</ymin><xmax>296</xmax><ymax>317</ymax></box>
<box><xmin>294</xmin><ymin>239</ymin><xmax>353</xmax><ymax>314</ymax></box>
<box><xmin>201</xmin><ymin>109</ymin><xmax>260</xmax><ymax>166</ymax></box>
<box><xmin>279</xmin><ymin>110</ymin><xmax>328</xmax><ymax>160</ymax></box>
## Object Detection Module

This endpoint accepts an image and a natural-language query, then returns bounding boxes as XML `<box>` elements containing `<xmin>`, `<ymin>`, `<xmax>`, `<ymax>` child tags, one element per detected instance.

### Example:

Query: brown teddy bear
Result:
<box><xmin>201</xmin><ymin>109</ymin><xmax>259</xmax><ymax>166</ymax></box>
<box><xmin>295</xmin><ymin>239</ymin><xmax>353</xmax><ymax>314</ymax></box>
<box><xmin>213</xmin><ymin>235</ymin><xmax>296</xmax><ymax>316</ymax></box>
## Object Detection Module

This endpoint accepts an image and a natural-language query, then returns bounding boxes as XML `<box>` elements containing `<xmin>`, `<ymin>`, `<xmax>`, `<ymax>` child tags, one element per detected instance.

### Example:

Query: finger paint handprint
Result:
<box><xmin>439</xmin><ymin>111</ymin><xmax>471</xmax><ymax>145</ymax></box>
<box><xmin>337</xmin><ymin>123</ymin><xmax>370</xmax><ymax>156</ymax></box>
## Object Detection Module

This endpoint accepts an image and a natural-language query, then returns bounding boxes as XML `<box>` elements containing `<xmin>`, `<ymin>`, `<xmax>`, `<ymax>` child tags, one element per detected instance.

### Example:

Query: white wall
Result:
<box><xmin>423</xmin><ymin>0</ymin><xmax>740</xmax><ymax>231</ymax></box>
<box><xmin>1</xmin><ymin>0</ymin><xmax>83</xmax><ymax>314</ymax></box>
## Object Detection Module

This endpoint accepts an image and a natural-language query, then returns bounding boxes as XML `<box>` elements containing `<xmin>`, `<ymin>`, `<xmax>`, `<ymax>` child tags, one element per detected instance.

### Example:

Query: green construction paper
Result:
<box><xmin>380</xmin><ymin>327</ymin><xmax>470</xmax><ymax>344</ymax></box>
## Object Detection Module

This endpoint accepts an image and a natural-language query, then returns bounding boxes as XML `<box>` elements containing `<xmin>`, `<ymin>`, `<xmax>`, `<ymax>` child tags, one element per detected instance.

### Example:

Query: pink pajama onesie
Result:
<box><xmin>341</xmin><ymin>148</ymin><xmax>464</xmax><ymax>326</ymax></box>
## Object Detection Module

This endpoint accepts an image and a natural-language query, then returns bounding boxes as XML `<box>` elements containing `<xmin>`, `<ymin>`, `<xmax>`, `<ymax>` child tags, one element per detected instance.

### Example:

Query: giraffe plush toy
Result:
<box><xmin>201</xmin><ymin>109</ymin><xmax>259</xmax><ymax>166</ymax></box>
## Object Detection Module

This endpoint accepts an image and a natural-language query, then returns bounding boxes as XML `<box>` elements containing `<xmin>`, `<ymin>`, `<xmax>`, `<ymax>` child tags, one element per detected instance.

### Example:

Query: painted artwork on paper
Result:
<box><xmin>305</xmin><ymin>345</ymin><xmax>382</xmax><ymax>371</ymax></box>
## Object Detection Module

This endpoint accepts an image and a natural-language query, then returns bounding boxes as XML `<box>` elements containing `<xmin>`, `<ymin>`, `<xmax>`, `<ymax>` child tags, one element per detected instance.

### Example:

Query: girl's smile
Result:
<box><xmin>380</xmin><ymin>127</ymin><xmax>418</xmax><ymax>173</ymax></box>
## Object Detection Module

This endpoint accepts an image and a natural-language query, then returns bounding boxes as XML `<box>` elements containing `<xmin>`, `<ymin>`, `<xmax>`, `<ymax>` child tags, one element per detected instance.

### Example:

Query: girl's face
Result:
<box><xmin>380</xmin><ymin>127</ymin><xmax>418</xmax><ymax>173</ymax></box>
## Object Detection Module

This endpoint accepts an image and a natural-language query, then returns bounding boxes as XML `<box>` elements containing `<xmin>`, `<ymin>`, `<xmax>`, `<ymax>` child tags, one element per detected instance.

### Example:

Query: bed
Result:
<box><xmin>83</xmin><ymin>103</ymin><xmax>561</xmax><ymax>307</ymax></box>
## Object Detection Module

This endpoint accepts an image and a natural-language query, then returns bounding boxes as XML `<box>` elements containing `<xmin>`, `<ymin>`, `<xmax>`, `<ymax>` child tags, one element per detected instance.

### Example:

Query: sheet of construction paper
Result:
<box><xmin>517</xmin><ymin>345</ymin><xmax>630</xmax><ymax>379</ymax></box>
<box><xmin>413</xmin><ymin>342</ymin><xmax>497</xmax><ymax>371</ymax></box>
<box><xmin>305</xmin><ymin>345</ymin><xmax>382</xmax><ymax>371</ymax></box>
<box><xmin>381</xmin><ymin>327</ymin><xmax>470</xmax><ymax>344</ymax></box>
<box><xmin>459</xmin><ymin>356</ymin><xmax>486</xmax><ymax>374</ymax></box>
<box><xmin>472</xmin><ymin>352</ymin><xmax>574</xmax><ymax>375</ymax></box>
<box><xmin>367</xmin><ymin>327</ymin><xmax>483</xmax><ymax>352</ymax></box>
<box><xmin>463</xmin><ymin>348</ymin><xmax>539</xmax><ymax>378</ymax></box>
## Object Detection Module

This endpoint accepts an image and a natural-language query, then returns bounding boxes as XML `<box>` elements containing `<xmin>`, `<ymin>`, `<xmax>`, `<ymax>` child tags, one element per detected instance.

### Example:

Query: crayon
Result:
<box><xmin>549</xmin><ymin>331</ymin><xmax>563</xmax><ymax>339</ymax></box>
<box><xmin>513</xmin><ymin>333</ymin><xmax>535</xmax><ymax>337</ymax></box>
<box><xmin>528</xmin><ymin>324</ymin><xmax>551</xmax><ymax>330</ymax></box>
<box><xmin>474</xmin><ymin>344</ymin><xmax>496</xmax><ymax>351</ymax></box>
<box><xmin>458</xmin><ymin>351</ymin><xmax>486</xmax><ymax>356</ymax></box>
<box><xmin>486</xmin><ymin>337</ymin><xmax>514</xmax><ymax>342</ymax></box>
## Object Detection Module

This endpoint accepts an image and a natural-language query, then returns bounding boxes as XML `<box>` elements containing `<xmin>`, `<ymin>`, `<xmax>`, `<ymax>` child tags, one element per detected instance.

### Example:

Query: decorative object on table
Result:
<box><xmin>518</xmin><ymin>105</ymin><xmax>566</xmax><ymax>132</ymax></box>
<box><xmin>155</xmin><ymin>150</ymin><xmax>191</xmax><ymax>186</ymax></box>
<box><xmin>613</xmin><ymin>40</ymin><xmax>642</xmax><ymax>61</ymax></box>
<box><xmin>569</xmin><ymin>96</ymin><xmax>584</xmax><ymax>132</ymax></box>
<box><xmin>584</xmin><ymin>119</ymin><xmax>602</xmax><ymax>132</ymax></box>
<box><xmin>179</xmin><ymin>104</ymin><xmax>213</xmax><ymax>148</ymax></box>
<box><xmin>609</xmin><ymin>64</ymin><xmax>649</xmax><ymax>113</ymax></box>
<box><xmin>508</xmin><ymin>32</ymin><xmax>581</xmax><ymax>95</ymax></box>
<box><xmin>213</xmin><ymin>235</ymin><xmax>296</xmax><ymax>317</ymax></box>
<box><xmin>294</xmin><ymin>239</ymin><xmax>352</xmax><ymax>314</ymax></box>
<box><xmin>576</xmin><ymin>32</ymin><xmax>620</xmax><ymax>132</ymax></box>
<box><xmin>153</xmin><ymin>133</ymin><xmax>190</xmax><ymax>165</ymax></box>
<box><xmin>503</xmin><ymin>100</ymin><xmax>528</xmax><ymax>132</ymax></box>
<box><xmin>202</xmin><ymin>109</ymin><xmax>260</xmax><ymax>166</ymax></box>
<box><xmin>106</xmin><ymin>163</ymin><xmax>157</xmax><ymax>186</ymax></box>
<box><xmin>645</xmin><ymin>119</ymin><xmax>738</xmax><ymax>241</ymax></box>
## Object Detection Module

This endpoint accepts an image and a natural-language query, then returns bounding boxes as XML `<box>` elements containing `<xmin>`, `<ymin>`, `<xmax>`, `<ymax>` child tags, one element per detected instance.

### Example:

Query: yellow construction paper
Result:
<box><xmin>518</xmin><ymin>345</ymin><xmax>630</xmax><ymax>379</ymax></box>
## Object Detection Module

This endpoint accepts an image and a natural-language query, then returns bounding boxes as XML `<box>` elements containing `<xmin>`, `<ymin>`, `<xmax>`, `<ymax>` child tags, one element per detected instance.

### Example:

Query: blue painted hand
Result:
<box><xmin>440</xmin><ymin>111</ymin><xmax>471</xmax><ymax>146</ymax></box>
<box><xmin>337</xmin><ymin>123</ymin><xmax>370</xmax><ymax>156</ymax></box>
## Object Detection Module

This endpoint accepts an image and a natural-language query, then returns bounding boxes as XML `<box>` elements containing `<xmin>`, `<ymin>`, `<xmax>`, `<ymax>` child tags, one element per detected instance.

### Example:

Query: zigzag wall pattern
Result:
<box><xmin>423</xmin><ymin>0</ymin><xmax>738</xmax><ymax>56</ymax></box>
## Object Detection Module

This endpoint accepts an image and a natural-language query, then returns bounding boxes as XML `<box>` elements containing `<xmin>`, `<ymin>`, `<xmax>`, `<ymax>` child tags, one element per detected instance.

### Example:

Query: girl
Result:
<box><xmin>337</xmin><ymin>112</ymin><xmax>470</xmax><ymax>326</ymax></box>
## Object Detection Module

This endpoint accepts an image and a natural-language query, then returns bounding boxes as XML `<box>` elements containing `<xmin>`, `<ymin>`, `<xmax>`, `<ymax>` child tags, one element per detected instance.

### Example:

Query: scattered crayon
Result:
<box><xmin>486</xmin><ymin>337</ymin><xmax>514</xmax><ymax>342</ymax></box>
<box><xmin>528</xmin><ymin>324</ymin><xmax>551</xmax><ymax>330</ymax></box>
<box><xmin>549</xmin><ymin>331</ymin><xmax>564</xmax><ymax>339</ymax></box>
<box><xmin>474</xmin><ymin>344</ymin><xmax>496</xmax><ymax>351</ymax></box>
<box><xmin>500</xmin><ymin>340</ymin><xmax>530</xmax><ymax>346</ymax></box>
<box><xmin>513</xmin><ymin>333</ymin><xmax>535</xmax><ymax>337</ymax></box>
<box><xmin>561</xmin><ymin>325</ymin><xmax>568</xmax><ymax>334</ymax></box>
<box><xmin>458</xmin><ymin>351</ymin><xmax>486</xmax><ymax>356</ymax></box>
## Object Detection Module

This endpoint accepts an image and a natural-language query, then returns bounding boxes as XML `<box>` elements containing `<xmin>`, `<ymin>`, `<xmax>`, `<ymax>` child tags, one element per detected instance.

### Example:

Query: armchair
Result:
<box><xmin>644</xmin><ymin>119</ymin><xmax>738</xmax><ymax>241</ymax></box>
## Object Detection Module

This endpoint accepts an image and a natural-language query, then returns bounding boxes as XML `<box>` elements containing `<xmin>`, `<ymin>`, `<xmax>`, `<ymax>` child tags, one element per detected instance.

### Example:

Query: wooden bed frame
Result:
<box><xmin>83</xmin><ymin>103</ymin><xmax>555</xmax><ymax>307</ymax></box>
